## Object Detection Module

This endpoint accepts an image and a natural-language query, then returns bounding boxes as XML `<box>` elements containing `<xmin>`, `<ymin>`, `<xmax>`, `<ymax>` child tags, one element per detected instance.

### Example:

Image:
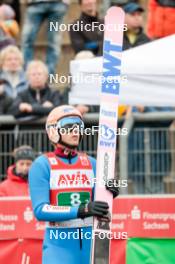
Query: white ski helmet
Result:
<box><xmin>46</xmin><ymin>105</ymin><xmax>84</xmax><ymax>147</ymax></box>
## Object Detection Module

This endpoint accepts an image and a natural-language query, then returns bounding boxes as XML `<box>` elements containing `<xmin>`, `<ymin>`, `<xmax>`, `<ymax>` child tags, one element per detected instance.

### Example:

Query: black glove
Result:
<box><xmin>105</xmin><ymin>179</ymin><xmax>119</xmax><ymax>198</ymax></box>
<box><xmin>77</xmin><ymin>201</ymin><xmax>109</xmax><ymax>219</ymax></box>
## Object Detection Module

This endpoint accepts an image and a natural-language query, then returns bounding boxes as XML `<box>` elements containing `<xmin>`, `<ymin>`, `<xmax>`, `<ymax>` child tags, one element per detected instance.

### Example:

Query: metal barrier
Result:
<box><xmin>0</xmin><ymin>113</ymin><xmax>175</xmax><ymax>194</ymax></box>
<box><xmin>120</xmin><ymin>112</ymin><xmax>175</xmax><ymax>195</ymax></box>
<box><xmin>0</xmin><ymin>114</ymin><xmax>100</xmax><ymax>181</ymax></box>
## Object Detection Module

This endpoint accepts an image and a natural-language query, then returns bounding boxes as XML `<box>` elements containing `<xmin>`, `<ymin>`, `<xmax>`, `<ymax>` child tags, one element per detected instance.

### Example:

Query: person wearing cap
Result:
<box><xmin>122</xmin><ymin>2</ymin><xmax>150</xmax><ymax>50</ymax></box>
<box><xmin>0</xmin><ymin>145</ymin><xmax>35</xmax><ymax>196</ymax></box>
<box><xmin>29</xmin><ymin>105</ymin><xmax>119</xmax><ymax>264</ymax></box>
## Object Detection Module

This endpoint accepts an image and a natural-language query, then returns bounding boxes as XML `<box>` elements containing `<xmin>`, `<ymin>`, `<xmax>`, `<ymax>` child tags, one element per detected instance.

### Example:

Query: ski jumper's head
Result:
<box><xmin>46</xmin><ymin>105</ymin><xmax>84</xmax><ymax>150</ymax></box>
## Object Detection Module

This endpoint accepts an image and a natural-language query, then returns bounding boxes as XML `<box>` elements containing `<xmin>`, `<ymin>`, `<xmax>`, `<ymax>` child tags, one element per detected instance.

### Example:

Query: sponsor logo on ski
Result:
<box><xmin>101</xmin><ymin>108</ymin><xmax>116</xmax><ymax>118</ymax></box>
<box><xmin>101</xmin><ymin>124</ymin><xmax>115</xmax><ymax>141</ymax></box>
<box><xmin>99</xmin><ymin>124</ymin><xmax>117</xmax><ymax>148</ymax></box>
<box><xmin>103</xmin><ymin>152</ymin><xmax>109</xmax><ymax>181</ymax></box>
<box><xmin>102</xmin><ymin>40</ymin><xmax>122</xmax><ymax>95</ymax></box>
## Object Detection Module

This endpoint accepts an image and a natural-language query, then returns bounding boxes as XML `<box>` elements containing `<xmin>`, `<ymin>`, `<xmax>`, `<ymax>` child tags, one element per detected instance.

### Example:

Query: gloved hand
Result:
<box><xmin>105</xmin><ymin>179</ymin><xmax>119</xmax><ymax>198</ymax></box>
<box><xmin>77</xmin><ymin>201</ymin><xmax>109</xmax><ymax>219</ymax></box>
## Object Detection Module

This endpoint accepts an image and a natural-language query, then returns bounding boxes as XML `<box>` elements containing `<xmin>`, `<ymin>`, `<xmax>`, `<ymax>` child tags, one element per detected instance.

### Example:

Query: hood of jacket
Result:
<box><xmin>7</xmin><ymin>165</ymin><xmax>27</xmax><ymax>183</ymax></box>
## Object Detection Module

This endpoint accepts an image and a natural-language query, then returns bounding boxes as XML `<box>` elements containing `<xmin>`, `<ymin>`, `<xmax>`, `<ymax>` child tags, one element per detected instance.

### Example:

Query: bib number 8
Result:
<box><xmin>57</xmin><ymin>192</ymin><xmax>90</xmax><ymax>206</ymax></box>
<box><xmin>70</xmin><ymin>193</ymin><xmax>81</xmax><ymax>206</ymax></box>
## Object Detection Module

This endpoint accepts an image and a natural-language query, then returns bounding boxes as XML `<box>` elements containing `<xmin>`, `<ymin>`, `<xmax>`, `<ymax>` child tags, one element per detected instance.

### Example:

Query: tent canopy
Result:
<box><xmin>69</xmin><ymin>35</ymin><xmax>175</xmax><ymax>106</ymax></box>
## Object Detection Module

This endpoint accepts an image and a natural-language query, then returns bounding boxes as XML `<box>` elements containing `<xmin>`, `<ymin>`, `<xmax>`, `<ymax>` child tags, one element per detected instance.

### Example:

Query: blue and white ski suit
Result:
<box><xmin>29</xmin><ymin>152</ymin><xmax>96</xmax><ymax>264</ymax></box>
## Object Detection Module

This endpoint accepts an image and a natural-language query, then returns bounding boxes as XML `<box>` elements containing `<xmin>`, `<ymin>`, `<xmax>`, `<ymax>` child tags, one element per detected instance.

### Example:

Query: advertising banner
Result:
<box><xmin>110</xmin><ymin>195</ymin><xmax>175</xmax><ymax>264</ymax></box>
<box><xmin>0</xmin><ymin>197</ymin><xmax>44</xmax><ymax>264</ymax></box>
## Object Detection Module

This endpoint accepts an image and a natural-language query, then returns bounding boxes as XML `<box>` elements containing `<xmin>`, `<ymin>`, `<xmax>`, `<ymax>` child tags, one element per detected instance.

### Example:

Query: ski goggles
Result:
<box><xmin>57</xmin><ymin>116</ymin><xmax>84</xmax><ymax>133</ymax></box>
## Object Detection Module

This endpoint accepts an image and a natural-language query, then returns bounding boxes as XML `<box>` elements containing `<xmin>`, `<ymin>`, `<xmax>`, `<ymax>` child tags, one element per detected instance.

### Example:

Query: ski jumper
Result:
<box><xmin>29</xmin><ymin>152</ymin><xmax>96</xmax><ymax>264</ymax></box>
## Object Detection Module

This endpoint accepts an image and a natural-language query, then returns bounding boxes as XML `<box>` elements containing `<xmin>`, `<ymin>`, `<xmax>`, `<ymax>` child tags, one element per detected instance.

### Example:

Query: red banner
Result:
<box><xmin>110</xmin><ymin>195</ymin><xmax>175</xmax><ymax>264</ymax></box>
<box><xmin>0</xmin><ymin>197</ymin><xmax>45</xmax><ymax>239</ymax></box>
<box><xmin>112</xmin><ymin>195</ymin><xmax>175</xmax><ymax>238</ymax></box>
<box><xmin>0</xmin><ymin>239</ymin><xmax>42</xmax><ymax>264</ymax></box>
<box><xmin>1</xmin><ymin>196</ymin><xmax>175</xmax><ymax>263</ymax></box>
<box><xmin>0</xmin><ymin>197</ymin><xmax>44</xmax><ymax>264</ymax></box>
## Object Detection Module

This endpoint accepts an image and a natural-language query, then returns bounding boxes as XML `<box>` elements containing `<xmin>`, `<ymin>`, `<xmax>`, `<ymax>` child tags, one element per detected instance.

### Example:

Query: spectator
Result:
<box><xmin>0</xmin><ymin>78</ymin><xmax>13</xmax><ymax>114</ymax></box>
<box><xmin>0</xmin><ymin>4</ymin><xmax>19</xmax><ymax>50</ymax></box>
<box><xmin>73</xmin><ymin>50</ymin><xmax>96</xmax><ymax>114</ymax></box>
<box><xmin>147</xmin><ymin>0</ymin><xmax>175</xmax><ymax>39</ymax></box>
<box><xmin>122</xmin><ymin>2</ymin><xmax>150</xmax><ymax>50</ymax></box>
<box><xmin>0</xmin><ymin>45</ymin><xmax>28</xmax><ymax>98</ymax></box>
<box><xmin>0</xmin><ymin>145</ymin><xmax>35</xmax><ymax>196</ymax></box>
<box><xmin>3</xmin><ymin>0</ymin><xmax>21</xmax><ymax>24</ymax></box>
<box><xmin>8</xmin><ymin>60</ymin><xmax>63</xmax><ymax>118</ymax></box>
<box><xmin>21</xmin><ymin>0</ymin><xmax>69</xmax><ymax>74</ymax></box>
<box><xmin>70</xmin><ymin>0</ymin><xmax>104</xmax><ymax>56</ymax></box>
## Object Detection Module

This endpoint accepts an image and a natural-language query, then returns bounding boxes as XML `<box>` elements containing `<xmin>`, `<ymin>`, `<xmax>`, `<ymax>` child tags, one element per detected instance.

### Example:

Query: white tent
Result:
<box><xmin>69</xmin><ymin>35</ymin><xmax>175</xmax><ymax>106</ymax></box>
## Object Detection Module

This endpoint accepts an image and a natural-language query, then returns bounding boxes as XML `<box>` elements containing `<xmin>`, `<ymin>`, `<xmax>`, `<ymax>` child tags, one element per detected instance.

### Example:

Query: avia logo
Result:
<box><xmin>58</xmin><ymin>172</ymin><xmax>90</xmax><ymax>186</ymax></box>
<box><xmin>101</xmin><ymin>124</ymin><xmax>115</xmax><ymax>141</ymax></box>
<box><xmin>21</xmin><ymin>252</ymin><xmax>30</xmax><ymax>264</ymax></box>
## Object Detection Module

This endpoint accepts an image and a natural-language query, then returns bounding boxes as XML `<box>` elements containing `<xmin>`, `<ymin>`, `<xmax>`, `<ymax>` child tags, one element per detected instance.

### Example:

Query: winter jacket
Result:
<box><xmin>70</xmin><ymin>12</ymin><xmax>104</xmax><ymax>56</ymax></box>
<box><xmin>147</xmin><ymin>0</ymin><xmax>175</xmax><ymax>38</ymax></box>
<box><xmin>0</xmin><ymin>19</ymin><xmax>19</xmax><ymax>38</ymax></box>
<box><xmin>7</xmin><ymin>85</ymin><xmax>63</xmax><ymax>117</ymax></box>
<box><xmin>0</xmin><ymin>70</ymin><xmax>28</xmax><ymax>98</ymax></box>
<box><xmin>0</xmin><ymin>91</ymin><xmax>13</xmax><ymax>114</ymax></box>
<box><xmin>123</xmin><ymin>28</ymin><xmax>150</xmax><ymax>50</ymax></box>
<box><xmin>0</xmin><ymin>27</ymin><xmax>15</xmax><ymax>50</ymax></box>
<box><xmin>0</xmin><ymin>165</ymin><xmax>29</xmax><ymax>196</ymax></box>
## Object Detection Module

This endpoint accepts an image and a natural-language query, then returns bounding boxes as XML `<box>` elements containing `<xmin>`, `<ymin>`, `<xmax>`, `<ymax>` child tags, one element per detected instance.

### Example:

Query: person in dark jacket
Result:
<box><xmin>8</xmin><ymin>60</ymin><xmax>63</xmax><ymax>118</ymax></box>
<box><xmin>0</xmin><ymin>145</ymin><xmax>35</xmax><ymax>196</ymax></box>
<box><xmin>69</xmin><ymin>0</ymin><xmax>104</xmax><ymax>56</ymax></box>
<box><xmin>122</xmin><ymin>2</ymin><xmax>150</xmax><ymax>50</ymax></box>
<box><xmin>0</xmin><ymin>78</ymin><xmax>13</xmax><ymax>114</ymax></box>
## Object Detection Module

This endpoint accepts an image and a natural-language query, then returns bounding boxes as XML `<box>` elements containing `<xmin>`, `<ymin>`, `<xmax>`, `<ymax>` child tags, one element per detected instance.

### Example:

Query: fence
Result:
<box><xmin>0</xmin><ymin>112</ymin><xmax>175</xmax><ymax>194</ymax></box>
<box><xmin>0</xmin><ymin>114</ymin><xmax>100</xmax><ymax>181</ymax></box>
<box><xmin>120</xmin><ymin>112</ymin><xmax>175</xmax><ymax>194</ymax></box>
